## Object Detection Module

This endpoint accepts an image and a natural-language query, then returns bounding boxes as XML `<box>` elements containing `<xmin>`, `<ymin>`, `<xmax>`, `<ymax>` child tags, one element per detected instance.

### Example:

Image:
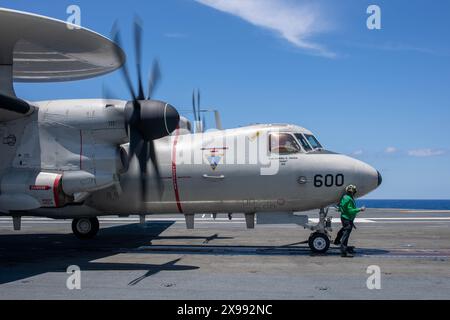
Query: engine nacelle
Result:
<box><xmin>0</xmin><ymin>171</ymin><xmax>68</xmax><ymax>211</ymax></box>
<box><xmin>0</xmin><ymin>169</ymin><xmax>118</xmax><ymax>212</ymax></box>
<box><xmin>61</xmin><ymin>170</ymin><xmax>117</xmax><ymax>195</ymax></box>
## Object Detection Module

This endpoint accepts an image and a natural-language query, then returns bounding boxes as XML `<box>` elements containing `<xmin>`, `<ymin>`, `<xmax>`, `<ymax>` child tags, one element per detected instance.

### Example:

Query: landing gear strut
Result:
<box><xmin>72</xmin><ymin>217</ymin><xmax>99</xmax><ymax>240</ymax></box>
<box><xmin>306</xmin><ymin>208</ymin><xmax>332</xmax><ymax>254</ymax></box>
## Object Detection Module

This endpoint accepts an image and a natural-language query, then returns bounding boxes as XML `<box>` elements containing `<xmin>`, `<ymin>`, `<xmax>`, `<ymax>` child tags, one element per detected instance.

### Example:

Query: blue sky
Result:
<box><xmin>3</xmin><ymin>0</ymin><xmax>450</xmax><ymax>199</ymax></box>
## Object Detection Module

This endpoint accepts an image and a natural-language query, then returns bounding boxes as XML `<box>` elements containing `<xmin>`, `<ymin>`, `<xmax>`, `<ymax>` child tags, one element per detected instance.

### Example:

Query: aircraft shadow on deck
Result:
<box><xmin>0</xmin><ymin>222</ymin><xmax>199</xmax><ymax>285</ymax></box>
<box><xmin>0</xmin><ymin>222</ymin><xmax>390</xmax><ymax>285</ymax></box>
<box><xmin>133</xmin><ymin>244</ymin><xmax>390</xmax><ymax>257</ymax></box>
<box><xmin>151</xmin><ymin>233</ymin><xmax>234</xmax><ymax>244</ymax></box>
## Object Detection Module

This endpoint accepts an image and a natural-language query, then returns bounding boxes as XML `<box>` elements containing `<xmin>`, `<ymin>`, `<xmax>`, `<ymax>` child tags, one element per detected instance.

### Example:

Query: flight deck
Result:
<box><xmin>1</xmin><ymin>208</ymin><xmax>450</xmax><ymax>300</ymax></box>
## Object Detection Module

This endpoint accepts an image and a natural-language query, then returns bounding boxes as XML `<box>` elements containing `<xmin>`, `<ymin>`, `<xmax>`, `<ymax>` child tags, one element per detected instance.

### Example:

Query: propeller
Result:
<box><xmin>110</xmin><ymin>17</ymin><xmax>180</xmax><ymax>202</ymax></box>
<box><xmin>189</xmin><ymin>90</ymin><xmax>224</xmax><ymax>132</ymax></box>
<box><xmin>192</xmin><ymin>89</ymin><xmax>203</xmax><ymax>132</ymax></box>
<box><xmin>192</xmin><ymin>91</ymin><xmax>197</xmax><ymax>128</ymax></box>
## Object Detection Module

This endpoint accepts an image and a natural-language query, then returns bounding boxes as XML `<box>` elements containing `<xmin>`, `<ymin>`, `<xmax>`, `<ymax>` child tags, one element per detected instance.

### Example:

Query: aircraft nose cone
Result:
<box><xmin>347</xmin><ymin>157</ymin><xmax>381</xmax><ymax>196</ymax></box>
<box><xmin>377</xmin><ymin>171</ymin><xmax>383</xmax><ymax>187</ymax></box>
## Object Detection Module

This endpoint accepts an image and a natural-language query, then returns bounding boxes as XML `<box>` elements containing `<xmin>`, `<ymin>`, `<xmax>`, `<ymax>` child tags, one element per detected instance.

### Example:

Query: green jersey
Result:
<box><xmin>339</xmin><ymin>194</ymin><xmax>360</xmax><ymax>221</ymax></box>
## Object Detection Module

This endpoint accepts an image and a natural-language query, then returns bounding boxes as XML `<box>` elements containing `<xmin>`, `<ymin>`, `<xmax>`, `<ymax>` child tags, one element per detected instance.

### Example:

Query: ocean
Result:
<box><xmin>357</xmin><ymin>199</ymin><xmax>450</xmax><ymax>210</ymax></box>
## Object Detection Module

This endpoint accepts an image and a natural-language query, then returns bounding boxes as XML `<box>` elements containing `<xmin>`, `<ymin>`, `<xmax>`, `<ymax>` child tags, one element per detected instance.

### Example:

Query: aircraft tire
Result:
<box><xmin>308</xmin><ymin>232</ymin><xmax>330</xmax><ymax>254</ymax></box>
<box><xmin>72</xmin><ymin>217</ymin><xmax>99</xmax><ymax>240</ymax></box>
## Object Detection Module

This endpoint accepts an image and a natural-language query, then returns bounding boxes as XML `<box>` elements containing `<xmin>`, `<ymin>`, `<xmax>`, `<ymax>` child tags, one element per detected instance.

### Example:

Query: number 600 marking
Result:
<box><xmin>314</xmin><ymin>174</ymin><xmax>344</xmax><ymax>187</ymax></box>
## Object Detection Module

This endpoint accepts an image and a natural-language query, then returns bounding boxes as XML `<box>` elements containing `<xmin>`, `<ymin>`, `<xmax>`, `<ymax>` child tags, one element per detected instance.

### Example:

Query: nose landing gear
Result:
<box><xmin>306</xmin><ymin>208</ymin><xmax>332</xmax><ymax>254</ymax></box>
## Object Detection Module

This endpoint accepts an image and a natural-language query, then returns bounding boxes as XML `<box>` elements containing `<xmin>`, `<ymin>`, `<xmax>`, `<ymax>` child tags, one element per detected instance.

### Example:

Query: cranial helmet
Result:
<box><xmin>345</xmin><ymin>184</ymin><xmax>357</xmax><ymax>195</ymax></box>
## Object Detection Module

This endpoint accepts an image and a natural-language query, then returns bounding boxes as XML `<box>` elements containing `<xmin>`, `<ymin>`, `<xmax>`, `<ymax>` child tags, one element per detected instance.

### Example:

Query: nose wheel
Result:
<box><xmin>72</xmin><ymin>217</ymin><xmax>99</xmax><ymax>239</ymax></box>
<box><xmin>308</xmin><ymin>232</ymin><xmax>330</xmax><ymax>253</ymax></box>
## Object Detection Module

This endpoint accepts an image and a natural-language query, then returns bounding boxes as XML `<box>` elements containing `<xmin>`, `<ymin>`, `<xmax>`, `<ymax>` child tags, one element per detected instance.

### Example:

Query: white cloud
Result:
<box><xmin>385</xmin><ymin>147</ymin><xmax>397</xmax><ymax>154</ymax></box>
<box><xmin>195</xmin><ymin>0</ymin><xmax>335</xmax><ymax>58</ymax></box>
<box><xmin>352</xmin><ymin>150</ymin><xmax>363</xmax><ymax>156</ymax></box>
<box><xmin>408</xmin><ymin>149</ymin><xmax>446</xmax><ymax>157</ymax></box>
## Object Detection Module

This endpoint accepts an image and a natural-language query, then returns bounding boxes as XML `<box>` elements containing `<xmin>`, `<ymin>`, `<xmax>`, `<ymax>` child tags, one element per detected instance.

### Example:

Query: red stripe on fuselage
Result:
<box><xmin>172</xmin><ymin>127</ymin><xmax>183</xmax><ymax>213</ymax></box>
<box><xmin>53</xmin><ymin>175</ymin><xmax>62</xmax><ymax>208</ymax></box>
<box><xmin>79</xmin><ymin>130</ymin><xmax>83</xmax><ymax>170</ymax></box>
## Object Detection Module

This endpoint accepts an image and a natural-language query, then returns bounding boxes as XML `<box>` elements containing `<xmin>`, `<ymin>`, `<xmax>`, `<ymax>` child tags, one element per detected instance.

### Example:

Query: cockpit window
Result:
<box><xmin>304</xmin><ymin>134</ymin><xmax>323</xmax><ymax>150</ymax></box>
<box><xmin>269</xmin><ymin>133</ymin><xmax>301</xmax><ymax>155</ymax></box>
<box><xmin>294</xmin><ymin>134</ymin><xmax>312</xmax><ymax>152</ymax></box>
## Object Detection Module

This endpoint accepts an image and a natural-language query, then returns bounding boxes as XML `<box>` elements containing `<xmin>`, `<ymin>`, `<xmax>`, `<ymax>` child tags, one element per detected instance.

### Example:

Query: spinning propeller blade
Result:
<box><xmin>110</xmin><ymin>17</ymin><xmax>180</xmax><ymax>203</ymax></box>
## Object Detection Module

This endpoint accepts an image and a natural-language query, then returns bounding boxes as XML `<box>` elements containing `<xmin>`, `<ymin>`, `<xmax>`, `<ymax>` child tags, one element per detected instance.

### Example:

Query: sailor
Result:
<box><xmin>334</xmin><ymin>185</ymin><xmax>365</xmax><ymax>258</ymax></box>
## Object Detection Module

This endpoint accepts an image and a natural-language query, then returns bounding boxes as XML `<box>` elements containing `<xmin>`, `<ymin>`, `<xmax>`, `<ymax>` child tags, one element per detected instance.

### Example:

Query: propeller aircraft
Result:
<box><xmin>0</xmin><ymin>9</ymin><xmax>381</xmax><ymax>253</ymax></box>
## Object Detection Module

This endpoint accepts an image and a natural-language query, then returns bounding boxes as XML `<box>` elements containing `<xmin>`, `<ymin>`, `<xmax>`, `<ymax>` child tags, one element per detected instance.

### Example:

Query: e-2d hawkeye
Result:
<box><xmin>0</xmin><ymin>9</ymin><xmax>381</xmax><ymax>253</ymax></box>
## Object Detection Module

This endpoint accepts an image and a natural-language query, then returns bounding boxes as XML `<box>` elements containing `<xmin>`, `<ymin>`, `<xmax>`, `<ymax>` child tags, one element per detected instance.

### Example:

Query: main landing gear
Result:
<box><xmin>305</xmin><ymin>208</ymin><xmax>332</xmax><ymax>254</ymax></box>
<box><xmin>72</xmin><ymin>217</ymin><xmax>99</xmax><ymax>240</ymax></box>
